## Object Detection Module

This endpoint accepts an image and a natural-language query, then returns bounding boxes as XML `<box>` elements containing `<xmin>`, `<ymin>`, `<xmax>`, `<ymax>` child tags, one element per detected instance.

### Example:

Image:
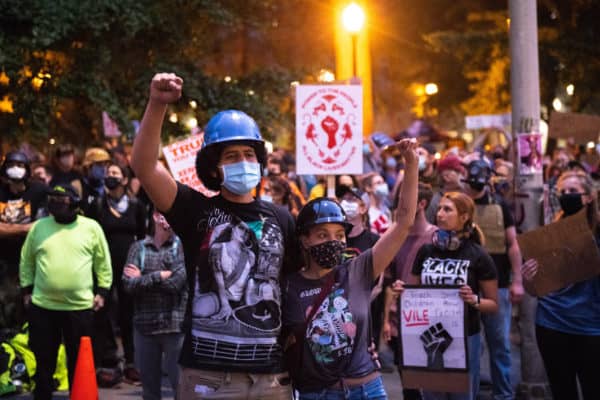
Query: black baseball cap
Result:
<box><xmin>336</xmin><ymin>185</ymin><xmax>364</xmax><ymax>202</ymax></box>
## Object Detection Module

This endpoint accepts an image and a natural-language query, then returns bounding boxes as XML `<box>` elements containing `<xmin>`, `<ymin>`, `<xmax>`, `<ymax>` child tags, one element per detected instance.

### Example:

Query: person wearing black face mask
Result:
<box><xmin>522</xmin><ymin>170</ymin><xmax>600</xmax><ymax>400</ymax></box>
<box><xmin>0</xmin><ymin>150</ymin><xmax>47</xmax><ymax>330</ymax></box>
<box><xmin>19</xmin><ymin>183</ymin><xmax>112</xmax><ymax>400</ymax></box>
<box><xmin>80</xmin><ymin>148</ymin><xmax>111</xmax><ymax>214</ymax></box>
<box><xmin>281</xmin><ymin>139</ymin><xmax>418</xmax><ymax>398</ymax></box>
<box><xmin>86</xmin><ymin>162</ymin><xmax>146</xmax><ymax>386</ymax></box>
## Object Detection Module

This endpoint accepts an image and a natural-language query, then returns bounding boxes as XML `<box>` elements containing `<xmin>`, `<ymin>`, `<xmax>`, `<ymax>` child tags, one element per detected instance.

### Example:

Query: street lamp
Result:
<box><xmin>342</xmin><ymin>2</ymin><xmax>365</xmax><ymax>78</ymax></box>
<box><xmin>424</xmin><ymin>83</ymin><xmax>439</xmax><ymax>96</ymax></box>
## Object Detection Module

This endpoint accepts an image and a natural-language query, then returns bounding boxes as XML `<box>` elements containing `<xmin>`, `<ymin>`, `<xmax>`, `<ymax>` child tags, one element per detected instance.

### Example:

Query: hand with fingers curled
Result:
<box><xmin>420</xmin><ymin>322</ymin><xmax>453</xmax><ymax>369</ymax></box>
<box><xmin>521</xmin><ymin>258</ymin><xmax>539</xmax><ymax>281</ymax></box>
<box><xmin>394</xmin><ymin>138</ymin><xmax>418</xmax><ymax>166</ymax></box>
<box><xmin>458</xmin><ymin>284</ymin><xmax>478</xmax><ymax>307</ymax></box>
<box><xmin>149</xmin><ymin>73</ymin><xmax>183</xmax><ymax>105</ymax></box>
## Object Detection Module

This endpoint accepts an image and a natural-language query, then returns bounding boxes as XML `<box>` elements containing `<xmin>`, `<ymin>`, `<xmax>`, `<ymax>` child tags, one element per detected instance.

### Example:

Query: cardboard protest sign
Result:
<box><xmin>517</xmin><ymin>209</ymin><xmax>600</xmax><ymax>296</ymax></box>
<box><xmin>399</xmin><ymin>286</ymin><xmax>469</xmax><ymax>392</ymax></box>
<box><xmin>548</xmin><ymin>111</ymin><xmax>600</xmax><ymax>143</ymax></box>
<box><xmin>295</xmin><ymin>85</ymin><xmax>363</xmax><ymax>175</ymax></box>
<box><xmin>162</xmin><ymin>134</ymin><xmax>217</xmax><ymax>197</ymax></box>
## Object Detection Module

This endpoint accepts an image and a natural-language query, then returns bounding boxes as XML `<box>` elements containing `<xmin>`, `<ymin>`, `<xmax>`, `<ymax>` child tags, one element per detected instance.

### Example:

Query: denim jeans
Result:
<box><xmin>134</xmin><ymin>328</ymin><xmax>184</xmax><ymax>400</ymax></box>
<box><xmin>299</xmin><ymin>375</ymin><xmax>387</xmax><ymax>400</ymax></box>
<box><xmin>481</xmin><ymin>288</ymin><xmax>513</xmax><ymax>400</ymax></box>
<box><xmin>423</xmin><ymin>333</ymin><xmax>481</xmax><ymax>400</ymax></box>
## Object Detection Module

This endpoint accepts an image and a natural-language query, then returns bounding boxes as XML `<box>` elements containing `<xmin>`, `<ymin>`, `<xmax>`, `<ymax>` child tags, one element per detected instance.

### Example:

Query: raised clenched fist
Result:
<box><xmin>149</xmin><ymin>73</ymin><xmax>183</xmax><ymax>105</ymax></box>
<box><xmin>420</xmin><ymin>322</ymin><xmax>453</xmax><ymax>369</ymax></box>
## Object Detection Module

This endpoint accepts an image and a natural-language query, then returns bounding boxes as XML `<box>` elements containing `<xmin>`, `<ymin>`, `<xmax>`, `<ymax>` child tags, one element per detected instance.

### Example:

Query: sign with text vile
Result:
<box><xmin>399</xmin><ymin>286</ymin><xmax>467</xmax><ymax>372</ymax></box>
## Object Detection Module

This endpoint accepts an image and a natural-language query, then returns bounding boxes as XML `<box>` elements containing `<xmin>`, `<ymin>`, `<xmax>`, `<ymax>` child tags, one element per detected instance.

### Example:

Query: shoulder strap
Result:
<box><xmin>305</xmin><ymin>272</ymin><xmax>336</xmax><ymax>323</ymax></box>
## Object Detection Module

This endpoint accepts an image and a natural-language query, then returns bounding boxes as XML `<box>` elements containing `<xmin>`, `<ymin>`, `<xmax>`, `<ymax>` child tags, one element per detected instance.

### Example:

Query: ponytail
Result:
<box><xmin>463</xmin><ymin>221</ymin><xmax>485</xmax><ymax>246</ymax></box>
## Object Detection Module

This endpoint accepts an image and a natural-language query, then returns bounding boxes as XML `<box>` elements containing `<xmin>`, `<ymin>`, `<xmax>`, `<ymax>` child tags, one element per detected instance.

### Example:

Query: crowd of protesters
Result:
<box><xmin>0</xmin><ymin>74</ymin><xmax>599</xmax><ymax>400</ymax></box>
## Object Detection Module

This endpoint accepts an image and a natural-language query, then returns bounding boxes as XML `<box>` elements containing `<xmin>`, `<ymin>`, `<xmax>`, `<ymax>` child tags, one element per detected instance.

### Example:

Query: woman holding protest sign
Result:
<box><xmin>281</xmin><ymin>139</ymin><xmax>418</xmax><ymax>399</ymax></box>
<box><xmin>400</xmin><ymin>191</ymin><xmax>498</xmax><ymax>400</ymax></box>
<box><xmin>522</xmin><ymin>170</ymin><xmax>600</xmax><ymax>400</ymax></box>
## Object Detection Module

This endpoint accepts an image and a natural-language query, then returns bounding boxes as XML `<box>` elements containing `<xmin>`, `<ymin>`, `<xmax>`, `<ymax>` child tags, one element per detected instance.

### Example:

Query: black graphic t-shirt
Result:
<box><xmin>0</xmin><ymin>181</ymin><xmax>47</xmax><ymax>267</ymax></box>
<box><xmin>411</xmin><ymin>241</ymin><xmax>497</xmax><ymax>335</ymax></box>
<box><xmin>282</xmin><ymin>250</ymin><xmax>376</xmax><ymax>391</ymax></box>
<box><xmin>165</xmin><ymin>182</ymin><xmax>296</xmax><ymax>373</ymax></box>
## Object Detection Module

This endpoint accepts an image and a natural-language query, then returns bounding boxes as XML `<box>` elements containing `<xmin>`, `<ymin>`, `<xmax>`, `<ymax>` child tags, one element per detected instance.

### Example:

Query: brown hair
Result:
<box><xmin>556</xmin><ymin>170</ymin><xmax>599</xmax><ymax>231</ymax></box>
<box><xmin>441</xmin><ymin>191</ymin><xmax>485</xmax><ymax>245</ymax></box>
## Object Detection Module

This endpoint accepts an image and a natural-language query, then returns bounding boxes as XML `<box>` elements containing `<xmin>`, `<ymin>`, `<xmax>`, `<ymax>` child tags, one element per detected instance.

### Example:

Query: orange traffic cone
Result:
<box><xmin>70</xmin><ymin>336</ymin><xmax>98</xmax><ymax>400</ymax></box>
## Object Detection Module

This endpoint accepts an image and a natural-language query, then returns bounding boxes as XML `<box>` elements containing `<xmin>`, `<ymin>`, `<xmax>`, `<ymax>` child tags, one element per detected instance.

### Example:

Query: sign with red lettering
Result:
<box><xmin>295</xmin><ymin>85</ymin><xmax>363</xmax><ymax>175</ymax></box>
<box><xmin>399</xmin><ymin>286</ymin><xmax>467</xmax><ymax>372</ymax></box>
<box><xmin>162</xmin><ymin>134</ymin><xmax>217</xmax><ymax>197</ymax></box>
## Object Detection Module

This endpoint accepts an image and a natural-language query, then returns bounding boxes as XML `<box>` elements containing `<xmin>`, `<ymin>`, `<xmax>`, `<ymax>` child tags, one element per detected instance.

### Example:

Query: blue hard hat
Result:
<box><xmin>296</xmin><ymin>197</ymin><xmax>353</xmax><ymax>235</ymax></box>
<box><xmin>196</xmin><ymin>110</ymin><xmax>266</xmax><ymax>191</ymax></box>
<box><xmin>202</xmin><ymin>110</ymin><xmax>263</xmax><ymax>148</ymax></box>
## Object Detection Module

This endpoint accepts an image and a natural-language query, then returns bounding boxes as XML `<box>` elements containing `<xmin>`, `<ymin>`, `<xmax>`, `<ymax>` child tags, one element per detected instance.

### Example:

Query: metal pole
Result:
<box><xmin>351</xmin><ymin>34</ymin><xmax>358</xmax><ymax>78</ymax></box>
<box><xmin>509</xmin><ymin>1</ymin><xmax>551</xmax><ymax>398</ymax></box>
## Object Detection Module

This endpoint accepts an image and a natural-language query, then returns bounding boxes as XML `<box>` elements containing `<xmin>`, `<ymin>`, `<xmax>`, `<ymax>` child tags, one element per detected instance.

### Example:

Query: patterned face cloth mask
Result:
<box><xmin>220</xmin><ymin>161</ymin><xmax>261</xmax><ymax>195</ymax></box>
<box><xmin>309</xmin><ymin>240</ymin><xmax>346</xmax><ymax>269</ymax></box>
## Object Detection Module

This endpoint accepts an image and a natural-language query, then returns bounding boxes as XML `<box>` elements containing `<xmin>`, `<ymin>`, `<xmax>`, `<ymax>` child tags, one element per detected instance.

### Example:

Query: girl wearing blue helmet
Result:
<box><xmin>282</xmin><ymin>139</ymin><xmax>419</xmax><ymax>399</ymax></box>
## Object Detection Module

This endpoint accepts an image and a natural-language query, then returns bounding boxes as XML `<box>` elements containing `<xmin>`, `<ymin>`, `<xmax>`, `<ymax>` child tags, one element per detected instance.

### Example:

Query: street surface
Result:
<box><xmin>5</xmin><ymin>338</ymin><xmax>520</xmax><ymax>399</ymax></box>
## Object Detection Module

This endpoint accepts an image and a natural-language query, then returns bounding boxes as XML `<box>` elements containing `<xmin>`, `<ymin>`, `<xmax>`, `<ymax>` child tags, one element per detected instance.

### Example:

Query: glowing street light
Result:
<box><xmin>185</xmin><ymin>117</ymin><xmax>198</xmax><ymax>130</ymax></box>
<box><xmin>342</xmin><ymin>3</ymin><xmax>365</xmax><ymax>33</ymax></box>
<box><xmin>341</xmin><ymin>3</ymin><xmax>365</xmax><ymax>78</ymax></box>
<box><xmin>318</xmin><ymin>69</ymin><xmax>335</xmax><ymax>83</ymax></box>
<box><xmin>566</xmin><ymin>84</ymin><xmax>574</xmax><ymax>96</ymax></box>
<box><xmin>552</xmin><ymin>97</ymin><xmax>563</xmax><ymax>111</ymax></box>
<box><xmin>425</xmin><ymin>83</ymin><xmax>439</xmax><ymax>96</ymax></box>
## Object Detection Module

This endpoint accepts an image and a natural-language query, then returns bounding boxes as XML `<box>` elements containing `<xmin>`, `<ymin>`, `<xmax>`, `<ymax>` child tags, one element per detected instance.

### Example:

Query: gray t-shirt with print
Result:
<box><xmin>282</xmin><ymin>249</ymin><xmax>377</xmax><ymax>392</ymax></box>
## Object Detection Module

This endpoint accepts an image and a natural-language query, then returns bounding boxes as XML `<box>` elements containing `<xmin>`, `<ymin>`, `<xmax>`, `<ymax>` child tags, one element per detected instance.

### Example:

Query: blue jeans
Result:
<box><xmin>134</xmin><ymin>328</ymin><xmax>184</xmax><ymax>400</ymax></box>
<box><xmin>299</xmin><ymin>375</ymin><xmax>387</xmax><ymax>400</ymax></box>
<box><xmin>423</xmin><ymin>333</ymin><xmax>481</xmax><ymax>400</ymax></box>
<box><xmin>481</xmin><ymin>288</ymin><xmax>513</xmax><ymax>400</ymax></box>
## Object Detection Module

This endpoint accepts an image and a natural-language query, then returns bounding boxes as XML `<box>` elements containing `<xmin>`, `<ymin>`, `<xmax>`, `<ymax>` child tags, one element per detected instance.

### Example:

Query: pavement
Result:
<box><xmin>4</xmin><ymin>338</ymin><xmax>521</xmax><ymax>400</ymax></box>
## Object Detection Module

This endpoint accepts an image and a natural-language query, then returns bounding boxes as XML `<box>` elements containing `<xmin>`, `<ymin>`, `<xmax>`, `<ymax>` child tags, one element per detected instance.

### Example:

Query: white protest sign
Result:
<box><xmin>400</xmin><ymin>286</ymin><xmax>467</xmax><ymax>371</ymax></box>
<box><xmin>465</xmin><ymin>113</ymin><xmax>511</xmax><ymax>130</ymax></box>
<box><xmin>162</xmin><ymin>134</ymin><xmax>216</xmax><ymax>197</ymax></box>
<box><xmin>296</xmin><ymin>85</ymin><xmax>363</xmax><ymax>175</ymax></box>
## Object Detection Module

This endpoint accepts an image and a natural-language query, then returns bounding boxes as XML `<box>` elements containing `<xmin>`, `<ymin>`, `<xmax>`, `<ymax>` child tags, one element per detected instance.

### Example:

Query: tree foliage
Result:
<box><xmin>0</xmin><ymin>0</ymin><xmax>299</xmax><ymax>148</ymax></box>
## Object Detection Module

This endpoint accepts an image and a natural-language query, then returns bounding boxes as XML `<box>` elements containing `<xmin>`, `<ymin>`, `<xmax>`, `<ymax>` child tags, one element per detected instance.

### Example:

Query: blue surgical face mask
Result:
<box><xmin>89</xmin><ymin>164</ymin><xmax>106</xmax><ymax>187</ymax></box>
<box><xmin>261</xmin><ymin>194</ymin><xmax>273</xmax><ymax>203</ymax></box>
<box><xmin>374</xmin><ymin>183</ymin><xmax>389</xmax><ymax>198</ymax></box>
<box><xmin>220</xmin><ymin>161</ymin><xmax>261</xmax><ymax>195</ymax></box>
<box><xmin>386</xmin><ymin>157</ymin><xmax>397</xmax><ymax>169</ymax></box>
<box><xmin>362</xmin><ymin>143</ymin><xmax>371</xmax><ymax>155</ymax></box>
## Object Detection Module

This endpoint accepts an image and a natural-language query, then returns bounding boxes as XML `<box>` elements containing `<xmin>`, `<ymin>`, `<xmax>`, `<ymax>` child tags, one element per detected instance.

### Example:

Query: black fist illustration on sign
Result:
<box><xmin>420</xmin><ymin>322</ymin><xmax>453</xmax><ymax>369</ymax></box>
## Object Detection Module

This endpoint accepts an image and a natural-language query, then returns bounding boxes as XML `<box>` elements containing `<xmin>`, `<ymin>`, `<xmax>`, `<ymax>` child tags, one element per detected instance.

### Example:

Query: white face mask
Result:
<box><xmin>340</xmin><ymin>200</ymin><xmax>360</xmax><ymax>219</ymax></box>
<box><xmin>6</xmin><ymin>166</ymin><xmax>27</xmax><ymax>180</ymax></box>
<box><xmin>261</xmin><ymin>194</ymin><xmax>273</xmax><ymax>203</ymax></box>
<box><xmin>374</xmin><ymin>183</ymin><xmax>389</xmax><ymax>198</ymax></box>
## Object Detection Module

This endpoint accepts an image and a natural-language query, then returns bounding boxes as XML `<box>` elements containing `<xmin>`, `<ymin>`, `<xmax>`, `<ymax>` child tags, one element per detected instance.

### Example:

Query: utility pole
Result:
<box><xmin>509</xmin><ymin>1</ymin><xmax>551</xmax><ymax>399</ymax></box>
